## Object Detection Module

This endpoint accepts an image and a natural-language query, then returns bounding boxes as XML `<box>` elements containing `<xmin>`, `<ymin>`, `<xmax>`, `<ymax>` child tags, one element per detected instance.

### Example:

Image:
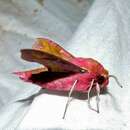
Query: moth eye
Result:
<box><xmin>80</xmin><ymin>68</ymin><xmax>87</xmax><ymax>73</ymax></box>
<box><xmin>97</xmin><ymin>75</ymin><xmax>105</xmax><ymax>84</ymax></box>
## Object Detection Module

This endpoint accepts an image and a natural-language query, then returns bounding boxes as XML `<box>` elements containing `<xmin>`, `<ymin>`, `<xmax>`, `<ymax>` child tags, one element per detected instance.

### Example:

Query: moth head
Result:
<box><xmin>82</xmin><ymin>58</ymin><xmax>109</xmax><ymax>86</ymax></box>
<box><xmin>96</xmin><ymin>69</ymin><xmax>123</xmax><ymax>89</ymax></box>
<box><xmin>97</xmin><ymin>75</ymin><xmax>109</xmax><ymax>87</ymax></box>
<box><xmin>97</xmin><ymin>66</ymin><xmax>109</xmax><ymax>87</ymax></box>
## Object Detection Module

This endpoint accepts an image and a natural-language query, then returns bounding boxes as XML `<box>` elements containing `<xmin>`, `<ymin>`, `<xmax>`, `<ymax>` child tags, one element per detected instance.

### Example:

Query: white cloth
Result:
<box><xmin>0</xmin><ymin>0</ymin><xmax>129</xmax><ymax>129</ymax></box>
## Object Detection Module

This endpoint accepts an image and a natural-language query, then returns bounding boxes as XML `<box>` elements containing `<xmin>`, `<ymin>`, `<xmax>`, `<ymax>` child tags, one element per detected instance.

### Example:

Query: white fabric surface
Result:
<box><xmin>0</xmin><ymin>0</ymin><xmax>129</xmax><ymax>129</ymax></box>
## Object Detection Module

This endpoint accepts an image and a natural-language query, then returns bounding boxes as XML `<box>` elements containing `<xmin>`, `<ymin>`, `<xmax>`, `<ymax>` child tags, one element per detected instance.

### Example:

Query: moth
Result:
<box><xmin>14</xmin><ymin>38</ymin><xmax>122</xmax><ymax>119</ymax></box>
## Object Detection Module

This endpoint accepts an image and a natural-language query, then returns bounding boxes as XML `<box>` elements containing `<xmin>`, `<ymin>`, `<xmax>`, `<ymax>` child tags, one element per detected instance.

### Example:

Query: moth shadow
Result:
<box><xmin>42</xmin><ymin>87</ymin><xmax>108</xmax><ymax>100</ymax></box>
<box><xmin>16</xmin><ymin>88</ymin><xmax>122</xmax><ymax>114</ymax></box>
<box><xmin>106</xmin><ymin>90</ymin><xmax>122</xmax><ymax>112</ymax></box>
<box><xmin>16</xmin><ymin>87</ymin><xmax>108</xmax><ymax>102</ymax></box>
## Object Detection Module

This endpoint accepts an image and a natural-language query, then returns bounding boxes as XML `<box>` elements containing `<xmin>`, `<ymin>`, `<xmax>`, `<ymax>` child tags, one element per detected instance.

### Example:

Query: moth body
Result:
<box><xmin>14</xmin><ymin>37</ymin><xmax>122</xmax><ymax>118</ymax></box>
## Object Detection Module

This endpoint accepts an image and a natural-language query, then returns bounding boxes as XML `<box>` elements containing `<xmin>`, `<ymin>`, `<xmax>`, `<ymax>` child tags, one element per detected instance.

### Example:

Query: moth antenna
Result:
<box><xmin>96</xmin><ymin>83</ymin><xmax>100</xmax><ymax>113</ymax></box>
<box><xmin>62</xmin><ymin>80</ymin><xmax>78</xmax><ymax>119</ymax></box>
<box><xmin>87</xmin><ymin>79</ymin><xmax>94</xmax><ymax>109</ymax></box>
<box><xmin>109</xmin><ymin>75</ymin><xmax>123</xmax><ymax>88</ymax></box>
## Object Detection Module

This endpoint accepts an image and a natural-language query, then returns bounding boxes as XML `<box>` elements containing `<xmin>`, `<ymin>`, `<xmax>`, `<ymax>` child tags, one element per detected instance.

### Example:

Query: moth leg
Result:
<box><xmin>87</xmin><ymin>79</ymin><xmax>94</xmax><ymax>109</ymax></box>
<box><xmin>96</xmin><ymin>83</ymin><xmax>100</xmax><ymax>113</ymax></box>
<box><xmin>62</xmin><ymin>80</ymin><xmax>78</xmax><ymax>119</ymax></box>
